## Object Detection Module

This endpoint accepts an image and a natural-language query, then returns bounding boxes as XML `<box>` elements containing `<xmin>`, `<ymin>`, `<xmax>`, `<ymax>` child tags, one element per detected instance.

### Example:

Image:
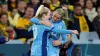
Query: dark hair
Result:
<box><xmin>85</xmin><ymin>0</ymin><xmax>93</xmax><ymax>8</ymax></box>
<box><xmin>8</xmin><ymin>0</ymin><xmax>18</xmax><ymax>11</ymax></box>
<box><xmin>26</xmin><ymin>5</ymin><xmax>34</xmax><ymax>10</ymax></box>
<box><xmin>0</xmin><ymin>13</ymin><xmax>8</xmax><ymax>18</ymax></box>
<box><xmin>18</xmin><ymin>0</ymin><xmax>25</xmax><ymax>3</ymax></box>
<box><xmin>74</xmin><ymin>4</ymin><xmax>82</xmax><ymax>9</ymax></box>
<box><xmin>0</xmin><ymin>13</ymin><xmax>10</xmax><ymax>26</ymax></box>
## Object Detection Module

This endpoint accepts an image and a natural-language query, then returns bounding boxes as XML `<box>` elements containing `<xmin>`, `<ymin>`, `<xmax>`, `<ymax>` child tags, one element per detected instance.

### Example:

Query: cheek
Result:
<box><xmin>4</xmin><ymin>19</ymin><xmax>7</xmax><ymax>22</ymax></box>
<box><xmin>1</xmin><ymin>19</ymin><xmax>5</xmax><ymax>22</ymax></box>
<box><xmin>98</xmin><ymin>13</ymin><xmax>100</xmax><ymax>15</ymax></box>
<box><xmin>53</xmin><ymin>17</ymin><xmax>57</xmax><ymax>20</ymax></box>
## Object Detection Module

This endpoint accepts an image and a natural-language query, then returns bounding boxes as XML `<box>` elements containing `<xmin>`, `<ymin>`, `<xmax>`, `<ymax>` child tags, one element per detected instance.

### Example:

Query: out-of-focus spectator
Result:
<box><xmin>97</xmin><ymin>0</ymin><xmax>100</xmax><ymax>8</ymax></box>
<box><xmin>8</xmin><ymin>8</ymin><xmax>20</xmax><ymax>27</ymax></box>
<box><xmin>59</xmin><ymin>34</ymin><xmax>81</xmax><ymax>56</ymax></box>
<box><xmin>15</xmin><ymin>6</ymin><xmax>34</xmax><ymax>42</ymax></box>
<box><xmin>16</xmin><ymin>6</ymin><xmax>34</xmax><ymax>29</ymax></box>
<box><xmin>61</xmin><ymin>0</ymin><xmax>74</xmax><ymax>29</ymax></box>
<box><xmin>49</xmin><ymin>0</ymin><xmax>60</xmax><ymax>11</ymax></box>
<box><xmin>78</xmin><ymin>0</ymin><xmax>84</xmax><ymax>8</ymax></box>
<box><xmin>75</xmin><ymin>0</ymin><xmax>85</xmax><ymax>9</ymax></box>
<box><xmin>85</xmin><ymin>0</ymin><xmax>97</xmax><ymax>22</ymax></box>
<box><xmin>1</xmin><ymin>3</ymin><xmax>10</xmax><ymax>15</ymax></box>
<box><xmin>28</xmin><ymin>0</ymin><xmax>43</xmax><ymax>15</ymax></box>
<box><xmin>61</xmin><ymin>0</ymin><xmax>74</xmax><ymax>12</ymax></box>
<box><xmin>91</xmin><ymin>0</ymin><xmax>98</xmax><ymax>9</ymax></box>
<box><xmin>8</xmin><ymin>0</ymin><xmax>18</xmax><ymax>11</ymax></box>
<box><xmin>70</xmin><ymin>4</ymin><xmax>94</xmax><ymax>33</ymax></box>
<box><xmin>18</xmin><ymin>0</ymin><xmax>26</xmax><ymax>17</ymax></box>
<box><xmin>29</xmin><ymin>0</ymin><xmax>39</xmax><ymax>7</ymax></box>
<box><xmin>25</xmin><ymin>0</ymin><xmax>30</xmax><ymax>4</ymax></box>
<box><xmin>92</xmin><ymin>7</ymin><xmax>100</xmax><ymax>38</ymax></box>
<box><xmin>0</xmin><ymin>13</ymin><xmax>15</xmax><ymax>39</ymax></box>
<box><xmin>0</xmin><ymin>4</ymin><xmax>2</xmax><ymax>14</ymax></box>
<box><xmin>42</xmin><ymin>0</ymin><xmax>51</xmax><ymax>8</ymax></box>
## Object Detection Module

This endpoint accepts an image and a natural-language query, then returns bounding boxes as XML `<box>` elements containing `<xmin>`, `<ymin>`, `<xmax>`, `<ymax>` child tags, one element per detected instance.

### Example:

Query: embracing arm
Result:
<box><xmin>30</xmin><ymin>17</ymin><xmax>52</xmax><ymax>26</ymax></box>
<box><xmin>30</xmin><ymin>17</ymin><xmax>40</xmax><ymax>24</ymax></box>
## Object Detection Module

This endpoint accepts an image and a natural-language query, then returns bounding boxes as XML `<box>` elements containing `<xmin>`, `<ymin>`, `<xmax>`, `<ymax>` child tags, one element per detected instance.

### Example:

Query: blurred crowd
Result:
<box><xmin>0</xmin><ymin>0</ymin><xmax>100</xmax><ymax>44</ymax></box>
<box><xmin>0</xmin><ymin>0</ymin><xmax>100</xmax><ymax>56</ymax></box>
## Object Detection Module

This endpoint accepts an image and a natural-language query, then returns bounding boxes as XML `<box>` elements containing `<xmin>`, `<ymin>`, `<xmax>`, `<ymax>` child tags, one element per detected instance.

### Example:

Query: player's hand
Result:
<box><xmin>5</xmin><ymin>37</ymin><xmax>9</xmax><ymax>42</ymax></box>
<box><xmin>72</xmin><ymin>30</ymin><xmax>79</xmax><ymax>34</ymax></box>
<box><xmin>52</xmin><ymin>40</ymin><xmax>62</xmax><ymax>46</ymax></box>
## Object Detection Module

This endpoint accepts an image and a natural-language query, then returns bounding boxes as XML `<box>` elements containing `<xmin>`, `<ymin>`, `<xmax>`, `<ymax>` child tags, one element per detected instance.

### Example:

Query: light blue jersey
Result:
<box><xmin>47</xmin><ymin>20</ymin><xmax>67</xmax><ymax>56</ymax></box>
<box><xmin>29</xmin><ymin>18</ymin><xmax>72</xmax><ymax>56</ymax></box>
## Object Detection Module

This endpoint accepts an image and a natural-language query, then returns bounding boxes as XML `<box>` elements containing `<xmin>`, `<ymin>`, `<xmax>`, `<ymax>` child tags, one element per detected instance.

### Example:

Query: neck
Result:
<box><xmin>25</xmin><ymin>15</ymin><xmax>31</xmax><ymax>20</ymax></box>
<box><xmin>18</xmin><ymin>8</ymin><xmax>25</xmax><ymax>11</ymax></box>
<box><xmin>26</xmin><ymin>17</ymin><xmax>30</xmax><ymax>20</ymax></box>
<box><xmin>87</xmin><ymin>8</ymin><xmax>92</xmax><ymax>10</ymax></box>
<box><xmin>1</xmin><ymin>22</ymin><xmax>7</xmax><ymax>26</ymax></box>
<box><xmin>42</xmin><ymin>17</ymin><xmax>48</xmax><ymax>20</ymax></box>
<box><xmin>75</xmin><ymin>14</ymin><xmax>83</xmax><ymax>16</ymax></box>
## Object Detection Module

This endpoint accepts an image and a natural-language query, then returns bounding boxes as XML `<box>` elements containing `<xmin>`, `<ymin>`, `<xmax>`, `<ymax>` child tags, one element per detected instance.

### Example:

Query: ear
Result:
<box><xmin>43</xmin><ymin>14</ymin><xmax>46</xmax><ymax>18</ymax></box>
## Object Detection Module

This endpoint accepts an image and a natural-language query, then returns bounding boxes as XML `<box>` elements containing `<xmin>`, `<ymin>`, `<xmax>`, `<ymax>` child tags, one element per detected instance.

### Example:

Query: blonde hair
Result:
<box><xmin>35</xmin><ymin>5</ymin><xmax>50</xmax><ymax>20</ymax></box>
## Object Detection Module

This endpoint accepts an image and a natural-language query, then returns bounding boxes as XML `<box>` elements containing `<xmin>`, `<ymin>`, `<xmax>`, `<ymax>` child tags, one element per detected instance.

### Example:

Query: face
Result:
<box><xmin>18</xmin><ymin>1</ymin><xmax>26</xmax><ymax>9</ymax></box>
<box><xmin>25</xmin><ymin>7</ymin><xmax>34</xmax><ymax>19</ymax></box>
<box><xmin>43</xmin><ymin>7</ymin><xmax>51</xmax><ymax>20</ymax></box>
<box><xmin>31</xmin><ymin>0</ymin><xmax>39</xmax><ymax>5</ymax></box>
<box><xmin>0</xmin><ymin>5</ymin><xmax>1</xmax><ymax>11</ymax></box>
<box><xmin>51</xmin><ymin>0</ymin><xmax>58</xmax><ymax>3</ymax></box>
<box><xmin>67</xmin><ymin>34</ymin><xmax>72</xmax><ymax>41</ymax></box>
<box><xmin>2</xmin><ymin>4</ymin><xmax>8</xmax><ymax>13</ymax></box>
<box><xmin>79</xmin><ymin>0</ymin><xmax>84</xmax><ymax>7</ymax></box>
<box><xmin>11</xmin><ymin>9</ymin><xmax>18</xmax><ymax>16</ymax></box>
<box><xmin>97</xmin><ymin>8</ymin><xmax>100</xmax><ymax>16</ymax></box>
<box><xmin>91</xmin><ymin>0</ymin><xmax>97</xmax><ymax>3</ymax></box>
<box><xmin>0</xmin><ymin>15</ymin><xmax>8</xmax><ymax>24</ymax></box>
<box><xmin>52</xmin><ymin>11</ymin><xmax>61</xmax><ymax>21</ymax></box>
<box><xmin>86</xmin><ymin>0</ymin><xmax>93</xmax><ymax>9</ymax></box>
<box><xmin>74</xmin><ymin>6</ymin><xmax>82</xmax><ymax>15</ymax></box>
<box><xmin>10</xmin><ymin>0</ymin><xmax>16</xmax><ymax>2</ymax></box>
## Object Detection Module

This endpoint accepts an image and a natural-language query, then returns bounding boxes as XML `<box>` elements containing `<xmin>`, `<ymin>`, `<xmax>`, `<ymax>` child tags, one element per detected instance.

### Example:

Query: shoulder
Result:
<box><xmin>93</xmin><ymin>16</ymin><xmax>98</xmax><ymax>22</ymax></box>
<box><xmin>72</xmin><ymin>45</ymin><xmax>81</xmax><ymax>56</ymax></box>
<box><xmin>59</xmin><ymin>20</ymin><xmax>65</xmax><ymax>24</ymax></box>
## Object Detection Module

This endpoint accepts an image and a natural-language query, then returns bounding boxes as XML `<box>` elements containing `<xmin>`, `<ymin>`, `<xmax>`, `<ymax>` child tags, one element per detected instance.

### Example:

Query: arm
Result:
<box><xmin>45</xmin><ymin>25</ymin><xmax>72</xmax><ymax>34</ymax></box>
<box><xmin>30</xmin><ymin>17</ymin><xmax>52</xmax><ymax>26</ymax></box>
<box><xmin>30</xmin><ymin>17</ymin><xmax>40</xmax><ymax>24</ymax></box>
<box><xmin>45</xmin><ymin>25</ymin><xmax>78</xmax><ymax>35</ymax></box>
<box><xmin>28</xmin><ymin>24</ymin><xmax>34</xmax><ymax>32</ymax></box>
<box><xmin>51</xmin><ymin>28</ymin><xmax>72</xmax><ymax>34</ymax></box>
<box><xmin>61</xmin><ymin>21</ymin><xmax>67</xmax><ymax>45</ymax></box>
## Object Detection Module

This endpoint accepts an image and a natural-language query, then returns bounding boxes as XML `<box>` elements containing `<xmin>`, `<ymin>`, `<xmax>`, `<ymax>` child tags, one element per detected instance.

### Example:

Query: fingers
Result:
<box><xmin>72</xmin><ymin>30</ymin><xmax>79</xmax><ymax>34</ymax></box>
<box><xmin>52</xmin><ymin>41</ymin><xmax>56</xmax><ymax>46</ymax></box>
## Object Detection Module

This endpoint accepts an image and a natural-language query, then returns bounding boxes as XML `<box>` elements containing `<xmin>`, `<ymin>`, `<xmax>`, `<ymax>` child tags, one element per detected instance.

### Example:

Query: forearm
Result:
<box><xmin>61</xmin><ymin>35</ymin><xmax>67</xmax><ymax>45</ymax></box>
<box><xmin>30</xmin><ymin>17</ymin><xmax>41</xmax><ymax>24</ymax></box>
<box><xmin>51</xmin><ymin>28</ymin><xmax>72</xmax><ymax>34</ymax></box>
